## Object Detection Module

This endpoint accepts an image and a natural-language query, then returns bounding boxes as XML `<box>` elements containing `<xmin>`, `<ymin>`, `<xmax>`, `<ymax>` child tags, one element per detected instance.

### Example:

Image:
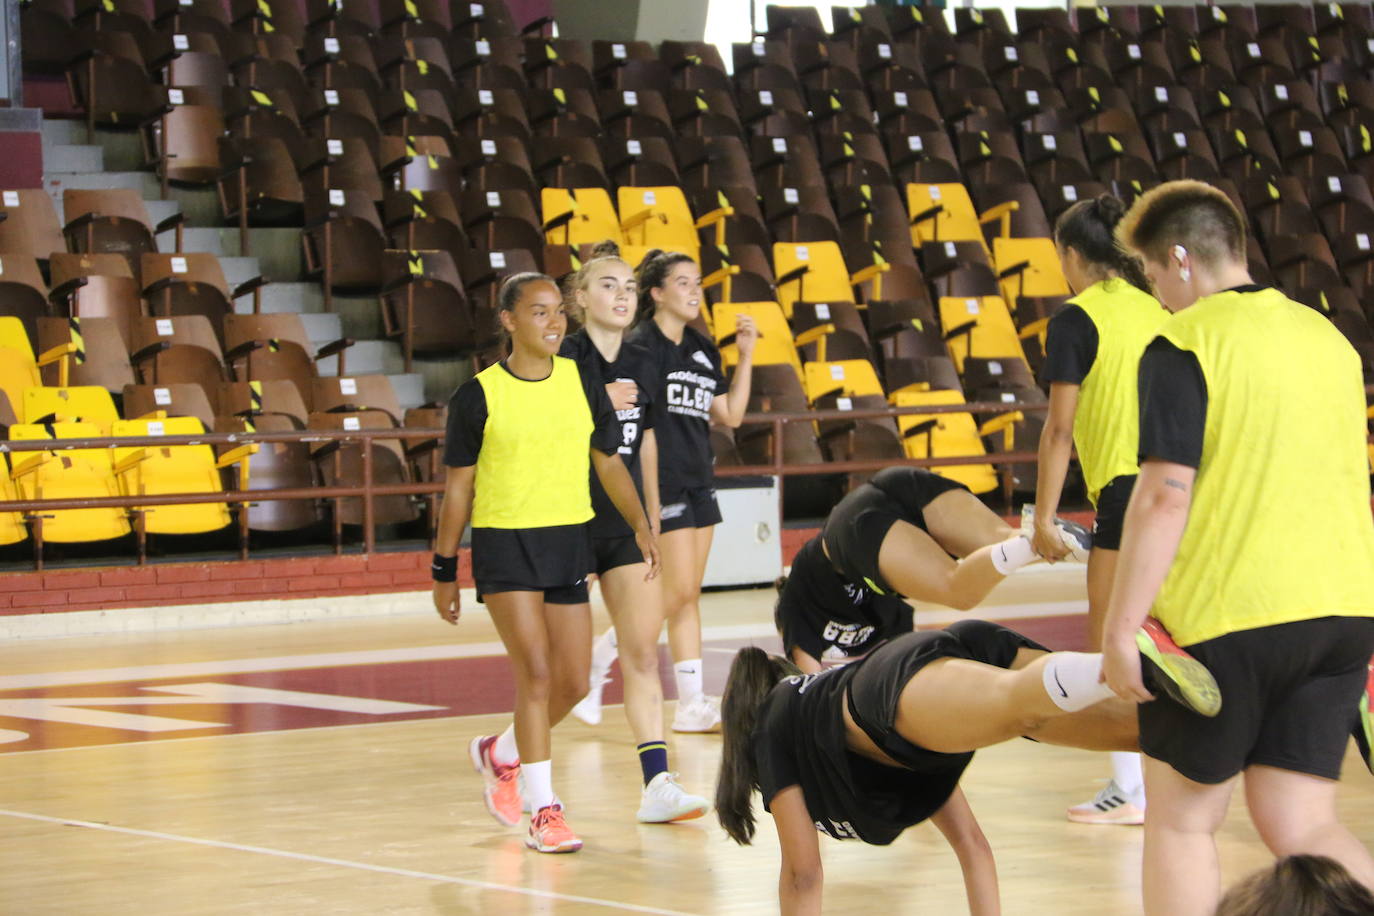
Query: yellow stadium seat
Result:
<box><xmin>9</xmin><ymin>420</ymin><xmax>132</xmax><ymax>543</ymax></box>
<box><xmin>803</xmin><ymin>359</ymin><xmax>885</xmax><ymax>403</ymax></box>
<box><xmin>617</xmin><ymin>186</ymin><xmax>716</xmax><ymax>256</ymax></box>
<box><xmin>0</xmin><ymin>455</ymin><xmax>28</xmax><ymax>547</ymax></box>
<box><xmin>541</xmin><ymin>188</ymin><xmax>623</xmax><ymax>248</ymax></box>
<box><xmin>0</xmin><ymin>317</ymin><xmax>75</xmax><ymax>413</ymax></box>
<box><xmin>907</xmin><ymin>183</ymin><xmax>986</xmax><ymax>250</ymax></box>
<box><xmin>892</xmin><ymin>389</ymin><xmax>1000</xmax><ymax>495</ymax></box>
<box><xmin>773</xmin><ymin>242</ymin><xmax>889</xmax><ymax>318</ymax></box>
<box><xmin>993</xmin><ymin>237</ymin><xmax>1071</xmax><ymax>305</ymax></box>
<box><xmin>22</xmin><ymin>386</ymin><xmax>120</xmax><ymax>430</ymax></box>
<box><xmin>937</xmin><ymin>296</ymin><xmax>1028</xmax><ymax>374</ymax></box>
<box><xmin>111</xmin><ymin>416</ymin><xmax>257</xmax><ymax>536</ymax></box>
<box><xmin>711</xmin><ymin>301</ymin><xmax>814</xmax><ymax>382</ymax></box>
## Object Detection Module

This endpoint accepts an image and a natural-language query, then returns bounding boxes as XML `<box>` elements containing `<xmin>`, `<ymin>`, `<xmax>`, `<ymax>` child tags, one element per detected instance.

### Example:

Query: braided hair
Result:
<box><xmin>1054</xmin><ymin>194</ymin><xmax>1152</xmax><ymax>294</ymax></box>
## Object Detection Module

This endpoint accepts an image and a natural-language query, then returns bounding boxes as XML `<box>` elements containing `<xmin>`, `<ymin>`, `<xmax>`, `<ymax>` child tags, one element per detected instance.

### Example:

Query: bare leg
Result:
<box><xmin>892</xmin><ymin>652</ymin><xmax>1104</xmax><ymax>754</ymax></box>
<box><xmin>1007</xmin><ymin>646</ymin><xmax>1139</xmax><ymax>752</ymax></box>
<box><xmin>877</xmin><ymin>520</ymin><xmax>1018</xmax><ymax>611</ymax></box>
<box><xmin>1085</xmin><ymin>548</ymin><xmax>1119</xmax><ymax>650</ymax></box>
<box><xmin>1245</xmin><ymin>765</ymin><xmax>1374</xmax><ymax>892</ymax></box>
<box><xmin>485</xmin><ymin>591</ymin><xmax>561</xmax><ymax>763</ymax></box>
<box><xmin>1140</xmin><ymin>758</ymin><xmax>1235</xmax><ymax>916</ymax></box>
<box><xmin>921</xmin><ymin>489</ymin><xmax>1017</xmax><ymax>558</ymax></box>
<box><xmin>542</xmin><ymin>600</ymin><xmax>592</xmax><ymax>728</ymax></box>
<box><xmin>599</xmin><ymin>564</ymin><xmax>666</xmax><ymax>745</ymax></box>
<box><xmin>661</xmin><ymin>527</ymin><xmax>709</xmax><ymax>663</ymax></box>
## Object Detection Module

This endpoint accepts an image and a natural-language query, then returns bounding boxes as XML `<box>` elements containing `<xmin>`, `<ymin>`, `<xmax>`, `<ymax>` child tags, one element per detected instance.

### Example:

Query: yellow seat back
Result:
<box><xmin>617</xmin><ymin>186</ymin><xmax>699</xmax><ymax>255</ymax></box>
<box><xmin>992</xmin><ymin>237</ymin><xmax>1071</xmax><ymax>303</ymax></box>
<box><xmin>111</xmin><ymin>417</ymin><xmax>231</xmax><ymax>535</ymax></box>
<box><xmin>23</xmin><ymin>386</ymin><xmax>120</xmax><ymax>430</ymax></box>
<box><xmin>711</xmin><ymin>301</ymin><xmax>799</xmax><ymax>378</ymax></box>
<box><xmin>892</xmin><ymin>389</ymin><xmax>999</xmax><ymax>494</ymax></box>
<box><xmin>0</xmin><ymin>455</ymin><xmax>28</xmax><ymax>547</ymax></box>
<box><xmin>540</xmin><ymin>187</ymin><xmax>623</xmax><ymax>248</ymax></box>
<box><xmin>803</xmin><ymin>359</ymin><xmax>884</xmax><ymax>403</ymax></box>
<box><xmin>906</xmin><ymin>183</ymin><xmax>985</xmax><ymax>250</ymax></box>
<box><xmin>773</xmin><ymin>241</ymin><xmax>852</xmax><ymax>318</ymax></box>
<box><xmin>8</xmin><ymin>421</ymin><xmax>131</xmax><ymax>542</ymax></box>
<box><xmin>937</xmin><ymin>296</ymin><xmax>1025</xmax><ymax>373</ymax></box>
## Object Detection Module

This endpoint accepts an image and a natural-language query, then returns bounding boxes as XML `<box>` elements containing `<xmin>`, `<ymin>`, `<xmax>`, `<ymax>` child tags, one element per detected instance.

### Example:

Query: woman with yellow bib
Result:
<box><xmin>1031</xmin><ymin>195</ymin><xmax>1167</xmax><ymax>825</ymax></box>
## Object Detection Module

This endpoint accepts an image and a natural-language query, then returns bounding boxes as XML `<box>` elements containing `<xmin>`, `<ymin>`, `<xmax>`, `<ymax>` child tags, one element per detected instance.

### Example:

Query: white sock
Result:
<box><xmin>1112</xmin><ymin>752</ymin><xmax>1145</xmax><ymax>802</ymax></box>
<box><xmin>989</xmin><ymin>535</ymin><xmax>1038</xmax><ymax>575</ymax></box>
<box><xmin>1042</xmin><ymin>652</ymin><xmax>1117</xmax><ymax>712</ymax></box>
<box><xmin>674</xmin><ymin>659</ymin><xmax>704</xmax><ymax>704</ymax></box>
<box><xmin>523</xmin><ymin>759</ymin><xmax>555</xmax><ymax>813</ymax></box>
<box><xmin>493</xmin><ymin>725</ymin><xmax>519</xmax><ymax>766</ymax></box>
<box><xmin>591</xmin><ymin>627</ymin><xmax>619</xmax><ymax>674</ymax></box>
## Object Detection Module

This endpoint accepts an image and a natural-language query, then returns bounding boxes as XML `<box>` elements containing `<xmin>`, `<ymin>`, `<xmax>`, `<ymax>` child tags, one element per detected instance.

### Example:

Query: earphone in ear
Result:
<box><xmin>1180</xmin><ymin>267</ymin><xmax>1191</xmax><ymax>282</ymax></box>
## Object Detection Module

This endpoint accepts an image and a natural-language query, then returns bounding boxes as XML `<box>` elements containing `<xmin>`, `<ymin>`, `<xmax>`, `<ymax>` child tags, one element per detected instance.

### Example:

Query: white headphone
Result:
<box><xmin>1173</xmin><ymin>245</ymin><xmax>1191</xmax><ymax>283</ymax></box>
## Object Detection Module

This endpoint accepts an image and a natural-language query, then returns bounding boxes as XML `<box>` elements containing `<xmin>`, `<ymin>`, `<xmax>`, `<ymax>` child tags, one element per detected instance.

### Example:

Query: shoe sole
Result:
<box><xmin>1066</xmin><ymin>809</ymin><xmax>1144</xmax><ymax>826</ymax></box>
<box><xmin>469</xmin><ymin>737</ymin><xmax>521</xmax><ymax>828</ymax></box>
<box><xmin>1137</xmin><ymin>631</ymin><xmax>1222</xmax><ymax>718</ymax></box>
<box><xmin>637</xmin><ymin>805</ymin><xmax>709</xmax><ymax>824</ymax></box>
<box><xmin>525</xmin><ymin>836</ymin><xmax>582</xmax><ymax>853</ymax></box>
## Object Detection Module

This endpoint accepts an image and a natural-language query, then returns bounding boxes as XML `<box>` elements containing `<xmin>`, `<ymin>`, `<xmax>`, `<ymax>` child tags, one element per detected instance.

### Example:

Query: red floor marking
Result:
<box><xmin>0</xmin><ymin>616</ymin><xmax>1084</xmax><ymax>754</ymax></box>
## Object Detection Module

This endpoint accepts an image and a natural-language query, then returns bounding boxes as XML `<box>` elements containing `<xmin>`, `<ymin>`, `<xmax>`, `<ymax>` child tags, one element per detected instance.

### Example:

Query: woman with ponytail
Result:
<box><xmin>579</xmin><ymin>249</ymin><xmax>758</xmax><ymax>733</ymax></box>
<box><xmin>716</xmin><ymin>617</ymin><xmax>1220</xmax><ymax>915</ymax></box>
<box><xmin>1030</xmin><ymin>194</ymin><xmax>1168</xmax><ymax>826</ymax></box>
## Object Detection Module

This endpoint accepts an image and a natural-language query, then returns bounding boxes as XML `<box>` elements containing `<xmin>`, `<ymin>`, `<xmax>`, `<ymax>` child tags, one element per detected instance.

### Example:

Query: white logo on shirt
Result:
<box><xmin>691</xmin><ymin>350</ymin><xmax>713</xmax><ymax>369</ymax></box>
<box><xmin>821</xmin><ymin>620</ymin><xmax>876</xmax><ymax>647</ymax></box>
<box><xmin>815</xmin><ymin>819</ymin><xmax>859</xmax><ymax>839</ymax></box>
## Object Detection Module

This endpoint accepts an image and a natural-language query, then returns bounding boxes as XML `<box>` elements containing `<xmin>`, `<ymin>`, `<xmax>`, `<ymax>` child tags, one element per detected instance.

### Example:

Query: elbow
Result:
<box><xmin>784</xmin><ymin>863</ymin><xmax>823</xmax><ymax>897</ymax></box>
<box><xmin>722</xmin><ymin>415</ymin><xmax>743</xmax><ymax>430</ymax></box>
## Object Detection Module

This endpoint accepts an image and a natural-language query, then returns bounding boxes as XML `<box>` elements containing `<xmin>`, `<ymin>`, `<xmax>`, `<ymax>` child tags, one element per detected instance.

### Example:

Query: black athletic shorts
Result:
<box><xmin>1139</xmin><ymin>615</ymin><xmax>1374</xmax><ymax>784</ymax></box>
<box><xmin>822</xmin><ymin>471</ymin><xmax>968</xmax><ymax>597</ymax></box>
<box><xmin>472</xmin><ymin>524</ymin><xmax>591</xmax><ymax>605</ymax></box>
<box><xmin>659</xmin><ymin>484</ymin><xmax>722</xmax><ymax>534</ymax></box>
<box><xmin>1090</xmin><ymin>475</ymin><xmax>1135</xmax><ymax>551</ymax></box>
<box><xmin>591</xmin><ymin>533</ymin><xmax>645</xmax><ymax>576</ymax></box>
<box><xmin>846</xmin><ymin>621</ymin><xmax>1050</xmax><ymax>769</ymax></box>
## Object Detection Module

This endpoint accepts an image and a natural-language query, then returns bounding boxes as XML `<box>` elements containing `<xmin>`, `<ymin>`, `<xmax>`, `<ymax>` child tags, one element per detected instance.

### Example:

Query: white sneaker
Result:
<box><xmin>1056</xmin><ymin>519</ymin><xmax>1093</xmax><ymax>563</ymax></box>
<box><xmin>671</xmin><ymin>695</ymin><xmax>721</xmax><ymax>733</ymax></box>
<box><xmin>572</xmin><ymin>674</ymin><xmax>612</xmax><ymax>726</ymax></box>
<box><xmin>1066</xmin><ymin>779</ymin><xmax>1145</xmax><ymax>825</ymax></box>
<box><xmin>637</xmin><ymin>771</ymin><xmax>709</xmax><ymax>823</ymax></box>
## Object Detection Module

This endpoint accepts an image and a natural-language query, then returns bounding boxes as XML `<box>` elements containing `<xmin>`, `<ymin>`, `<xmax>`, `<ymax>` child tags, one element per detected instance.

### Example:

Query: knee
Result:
<box><xmin>553</xmin><ymin>667</ymin><xmax>589</xmax><ymax>705</ymax></box>
<box><xmin>619</xmin><ymin>644</ymin><xmax>661</xmax><ymax>679</ymax></box>
<box><xmin>520</xmin><ymin>664</ymin><xmax>554</xmax><ymax>701</ymax></box>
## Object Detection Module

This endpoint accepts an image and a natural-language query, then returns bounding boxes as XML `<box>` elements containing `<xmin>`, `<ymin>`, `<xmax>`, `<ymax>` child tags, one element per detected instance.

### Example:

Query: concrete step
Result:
<box><xmin>413</xmin><ymin>353</ymin><xmax>474</xmax><ymax>405</ymax></box>
<box><xmin>44</xmin><ymin>143</ymin><xmax>103</xmax><ymax>174</ymax></box>
<box><xmin>165</xmin><ymin>183</ymin><xmax>223</xmax><ymax>229</ymax></box>
<box><xmin>333</xmin><ymin>292</ymin><xmax>384</xmax><ymax>341</ymax></box>
<box><xmin>217</xmin><ymin>256</ymin><xmax>263</xmax><ymax>288</ymax></box>
<box><xmin>41</xmin><ymin>119</ymin><xmax>83</xmax><ymax>146</ymax></box>
<box><xmin>317</xmin><ymin>338</ymin><xmax>403</xmax><ymax>378</ymax></box>
<box><xmin>234</xmin><ymin>281</ymin><xmax>325</xmax><ymax>315</ymax></box>
<box><xmin>387</xmin><ymin>372</ymin><xmax>427</xmax><ymax>410</ymax></box>
<box><xmin>299</xmin><ymin>312</ymin><xmax>343</xmax><ymax>347</ymax></box>
<box><xmin>145</xmin><ymin>199</ymin><xmax>182</xmax><ymax>229</ymax></box>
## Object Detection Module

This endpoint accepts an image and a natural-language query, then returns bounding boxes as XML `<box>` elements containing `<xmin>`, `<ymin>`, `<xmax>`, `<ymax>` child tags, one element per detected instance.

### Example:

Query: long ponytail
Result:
<box><xmin>716</xmin><ymin>647</ymin><xmax>800</xmax><ymax>845</ymax></box>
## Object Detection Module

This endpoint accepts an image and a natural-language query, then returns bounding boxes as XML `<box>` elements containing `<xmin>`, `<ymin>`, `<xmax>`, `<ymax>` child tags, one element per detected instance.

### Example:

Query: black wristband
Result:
<box><xmin>431</xmin><ymin>553</ymin><xmax>458</xmax><ymax>583</ymax></box>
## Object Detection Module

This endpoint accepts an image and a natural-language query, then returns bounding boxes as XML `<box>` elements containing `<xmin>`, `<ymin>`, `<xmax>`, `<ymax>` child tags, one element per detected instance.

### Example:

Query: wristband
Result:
<box><xmin>431</xmin><ymin>553</ymin><xmax>458</xmax><ymax>583</ymax></box>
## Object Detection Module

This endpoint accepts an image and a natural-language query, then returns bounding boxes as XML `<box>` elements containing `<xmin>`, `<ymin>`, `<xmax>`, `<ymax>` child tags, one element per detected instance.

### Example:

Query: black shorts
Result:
<box><xmin>1139</xmin><ymin>615</ymin><xmax>1374</xmax><ymax>784</ymax></box>
<box><xmin>1090</xmin><ymin>474</ymin><xmax>1135</xmax><ymax>551</ymax></box>
<box><xmin>591</xmin><ymin>533</ymin><xmax>645</xmax><ymax>576</ymax></box>
<box><xmin>472</xmin><ymin>524</ymin><xmax>591</xmax><ymax>605</ymax></box>
<box><xmin>822</xmin><ymin>471</ymin><xmax>968</xmax><ymax>597</ymax></box>
<box><xmin>659</xmin><ymin>484</ymin><xmax>722</xmax><ymax>534</ymax></box>
<box><xmin>846</xmin><ymin>620</ymin><xmax>1050</xmax><ymax>769</ymax></box>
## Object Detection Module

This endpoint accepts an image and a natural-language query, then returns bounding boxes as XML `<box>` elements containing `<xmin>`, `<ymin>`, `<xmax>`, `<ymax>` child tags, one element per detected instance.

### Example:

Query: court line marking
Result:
<box><xmin>0</xmin><ymin>807</ymin><xmax>699</xmax><ymax>916</ymax></box>
<box><xmin>0</xmin><ymin>602</ymin><xmax>1083</xmax><ymax>692</ymax></box>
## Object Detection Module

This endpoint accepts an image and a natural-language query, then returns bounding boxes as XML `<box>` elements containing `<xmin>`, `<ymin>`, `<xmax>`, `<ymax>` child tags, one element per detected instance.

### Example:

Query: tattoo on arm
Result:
<box><xmin>1163</xmin><ymin>477</ymin><xmax>1189</xmax><ymax>492</ymax></box>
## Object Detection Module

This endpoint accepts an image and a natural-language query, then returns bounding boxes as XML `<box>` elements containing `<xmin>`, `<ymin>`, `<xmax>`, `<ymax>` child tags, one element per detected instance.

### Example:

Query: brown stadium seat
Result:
<box><xmin>36</xmin><ymin>315</ymin><xmax>136</xmax><ymax>395</ymax></box>
<box><xmin>217</xmin><ymin>379</ymin><xmax>310</xmax><ymax>428</ymax></box>
<box><xmin>141</xmin><ymin>252</ymin><xmax>268</xmax><ymax>337</ymax></box>
<box><xmin>129</xmin><ymin>313</ymin><xmax>229</xmax><ymax>399</ymax></box>
<box><xmin>224</xmin><ymin>313</ymin><xmax>355</xmax><ymax>407</ymax></box>
<box><xmin>214</xmin><ymin>412</ymin><xmax>322</xmax><ymax>535</ymax></box>
<box><xmin>0</xmin><ymin>256</ymin><xmax>52</xmax><ymax>353</ymax></box>
<box><xmin>62</xmin><ymin>189</ymin><xmax>185</xmax><ymax>285</ymax></box>
<box><xmin>302</xmin><ymin>188</ymin><xmax>389</xmax><ymax>310</ymax></box>
<box><xmin>379</xmin><ymin>249</ymin><xmax>478</xmax><ymax>369</ymax></box>
<box><xmin>47</xmin><ymin>253</ymin><xmax>144</xmax><ymax>353</ymax></box>
<box><xmin>122</xmin><ymin>381</ymin><xmax>217</xmax><ymax>428</ymax></box>
<box><xmin>308</xmin><ymin>408</ymin><xmax>420</xmax><ymax>532</ymax></box>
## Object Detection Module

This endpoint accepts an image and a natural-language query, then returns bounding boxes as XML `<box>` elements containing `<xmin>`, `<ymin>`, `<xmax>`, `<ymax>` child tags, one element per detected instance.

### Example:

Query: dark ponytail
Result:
<box><xmin>716</xmin><ymin>647</ymin><xmax>800</xmax><ymax>845</ymax></box>
<box><xmin>634</xmin><ymin>248</ymin><xmax>696</xmax><ymax>325</ymax></box>
<box><xmin>1054</xmin><ymin>194</ymin><xmax>1152</xmax><ymax>294</ymax></box>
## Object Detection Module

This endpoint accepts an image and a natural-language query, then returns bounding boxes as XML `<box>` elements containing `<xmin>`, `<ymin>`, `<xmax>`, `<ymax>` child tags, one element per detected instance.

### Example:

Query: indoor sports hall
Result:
<box><xmin>2</xmin><ymin>0</ymin><xmax>1373</xmax><ymax>913</ymax></box>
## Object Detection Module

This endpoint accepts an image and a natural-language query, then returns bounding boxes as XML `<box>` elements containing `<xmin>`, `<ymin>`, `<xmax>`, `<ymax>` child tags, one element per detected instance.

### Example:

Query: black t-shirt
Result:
<box><xmin>627</xmin><ymin>319</ymin><xmax>727</xmax><ymax>492</ymax></box>
<box><xmin>442</xmin><ymin>359</ymin><xmax>622</xmax><ymax>468</ymax></box>
<box><xmin>1041</xmin><ymin>304</ymin><xmax>1099</xmax><ymax>385</ymax></box>
<box><xmin>753</xmin><ymin>658</ymin><xmax>967</xmax><ymax>846</ymax></box>
<box><xmin>1138</xmin><ymin>339</ymin><xmax>1210</xmax><ymax>470</ymax></box>
<box><xmin>559</xmin><ymin>331</ymin><xmax>656</xmax><ymax>539</ymax></box>
<box><xmin>778</xmin><ymin>536</ymin><xmax>914</xmax><ymax>663</ymax></box>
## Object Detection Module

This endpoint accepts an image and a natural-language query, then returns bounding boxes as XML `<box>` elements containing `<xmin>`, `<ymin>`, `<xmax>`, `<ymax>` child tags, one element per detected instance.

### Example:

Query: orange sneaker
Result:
<box><xmin>1136</xmin><ymin>617</ymin><xmax>1221</xmax><ymax>717</ymax></box>
<box><xmin>526</xmin><ymin>804</ymin><xmax>582</xmax><ymax>854</ymax></box>
<box><xmin>469</xmin><ymin>735</ymin><xmax>523</xmax><ymax>827</ymax></box>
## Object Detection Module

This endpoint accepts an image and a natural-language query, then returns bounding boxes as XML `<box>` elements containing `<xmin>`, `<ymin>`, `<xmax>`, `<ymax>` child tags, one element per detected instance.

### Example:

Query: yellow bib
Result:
<box><xmin>1153</xmin><ymin>288</ymin><xmax>1374</xmax><ymax>645</ymax></box>
<box><xmin>1068</xmin><ymin>279</ymin><xmax>1167</xmax><ymax>504</ymax></box>
<box><xmin>472</xmin><ymin>357</ymin><xmax>596</xmax><ymax>529</ymax></box>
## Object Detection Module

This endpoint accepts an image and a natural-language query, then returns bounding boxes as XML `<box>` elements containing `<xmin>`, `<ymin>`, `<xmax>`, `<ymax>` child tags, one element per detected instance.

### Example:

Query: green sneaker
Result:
<box><xmin>1136</xmin><ymin>617</ymin><xmax>1221</xmax><ymax>717</ymax></box>
<box><xmin>1355</xmin><ymin>659</ymin><xmax>1373</xmax><ymax>776</ymax></box>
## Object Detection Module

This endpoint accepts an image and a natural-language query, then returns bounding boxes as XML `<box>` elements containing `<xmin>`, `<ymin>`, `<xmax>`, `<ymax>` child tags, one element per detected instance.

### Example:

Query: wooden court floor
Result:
<box><xmin>0</xmin><ymin>568</ymin><xmax>1371</xmax><ymax>915</ymax></box>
